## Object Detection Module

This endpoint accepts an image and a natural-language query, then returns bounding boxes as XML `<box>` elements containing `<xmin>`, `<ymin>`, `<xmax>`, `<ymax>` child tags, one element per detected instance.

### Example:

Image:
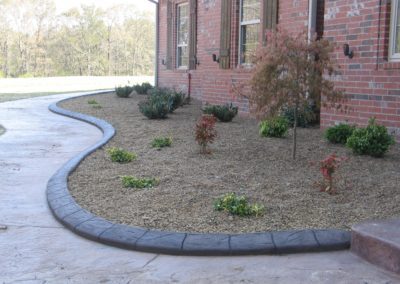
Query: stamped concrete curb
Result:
<box><xmin>46</xmin><ymin>91</ymin><xmax>351</xmax><ymax>256</ymax></box>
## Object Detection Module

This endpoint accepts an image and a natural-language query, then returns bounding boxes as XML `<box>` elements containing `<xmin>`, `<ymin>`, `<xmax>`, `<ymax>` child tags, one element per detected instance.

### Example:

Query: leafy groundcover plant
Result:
<box><xmin>259</xmin><ymin>117</ymin><xmax>289</xmax><ymax>138</ymax></box>
<box><xmin>122</xmin><ymin>176</ymin><xmax>159</xmax><ymax>189</ymax></box>
<box><xmin>151</xmin><ymin>137</ymin><xmax>172</xmax><ymax>149</ymax></box>
<box><xmin>107</xmin><ymin>147</ymin><xmax>137</xmax><ymax>163</ymax></box>
<box><xmin>214</xmin><ymin>193</ymin><xmax>264</xmax><ymax>217</ymax></box>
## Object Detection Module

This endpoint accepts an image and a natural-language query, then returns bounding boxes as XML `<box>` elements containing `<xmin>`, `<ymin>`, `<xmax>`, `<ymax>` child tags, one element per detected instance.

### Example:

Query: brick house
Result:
<box><xmin>154</xmin><ymin>0</ymin><xmax>400</xmax><ymax>140</ymax></box>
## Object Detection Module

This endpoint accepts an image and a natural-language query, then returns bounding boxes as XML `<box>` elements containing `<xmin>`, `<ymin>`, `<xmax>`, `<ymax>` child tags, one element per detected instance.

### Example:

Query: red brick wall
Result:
<box><xmin>157</xmin><ymin>0</ymin><xmax>400</xmax><ymax>141</ymax></box>
<box><xmin>322</xmin><ymin>0</ymin><xmax>400</xmax><ymax>140</ymax></box>
<box><xmin>157</xmin><ymin>0</ymin><xmax>309</xmax><ymax>113</ymax></box>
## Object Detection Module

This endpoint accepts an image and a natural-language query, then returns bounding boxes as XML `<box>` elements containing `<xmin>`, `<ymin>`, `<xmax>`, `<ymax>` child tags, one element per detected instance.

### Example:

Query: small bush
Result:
<box><xmin>318</xmin><ymin>153</ymin><xmax>347</xmax><ymax>194</ymax></box>
<box><xmin>122</xmin><ymin>176</ymin><xmax>159</xmax><ymax>189</ymax></box>
<box><xmin>107</xmin><ymin>147</ymin><xmax>137</xmax><ymax>163</ymax></box>
<box><xmin>148</xmin><ymin>88</ymin><xmax>186</xmax><ymax>113</ymax></box>
<box><xmin>92</xmin><ymin>104</ymin><xmax>102</xmax><ymax>109</ymax></box>
<box><xmin>151</xmin><ymin>137</ymin><xmax>172</xmax><ymax>149</ymax></box>
<box><xmin>214</xmin><ymin>193</ymin><xmax>264</xmax><ymax>217</ymax></box>
<box><xmin>169</xmin><ymin>92</ymin><xmax>186</xmax><ymax>112</ymax></box>
<box><xmin>203</xmin><ymin>103</ymin><xmax>238</xmax><ymax>122</ymax></box>
<box><xmin>195</xmin><ymin>114</ymin><xmax>217</xmax><ymax>154</ymax></box>
<box><xmin>280</xmin><ymin>104</ymin><xmax>318</xmax><ymax>128</ymax></box>
<box><xmin>259</xmin><ymin>117</ymin><xmax>289</xmax><ymax>138</ymax></box>
<box><xmin>138</xmin><ymin>95</ymin><xmax>170</xmax><ymax>119</ymax></box>
<box><xmin>325</xmin><ymin>123</ymin><xmax>356</xmax><ymax>144</ymax></box>
<box><xmin>87</xmin><ymin>99</ymin><xmax>98</xmax><ymax>105</ymax></box>
<box><xmin>133</xmin><ymin>82</ymin><xmax>153</xmax><ymax>95</ymax></box>
<box><xmin>346</xmin><ymin>118</ymin><xmax>395</xmax><ymax>157</ymax></box>
<box><xmin>148</xmin><ymin>87</ymin><xmax>169</xmax><ymax>96</ymax></box>
<box><xmin>115</xmin><ymin>86</ymin><xmax>133</xmax><ymax>98</ymax></box>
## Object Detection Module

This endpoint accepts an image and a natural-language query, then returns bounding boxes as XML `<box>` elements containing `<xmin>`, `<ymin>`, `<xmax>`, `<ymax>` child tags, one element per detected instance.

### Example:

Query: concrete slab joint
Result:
<box><xmin>46</xmin><ymin>92</ymin><xmax>351</xmax><ymax>256</ymax></box>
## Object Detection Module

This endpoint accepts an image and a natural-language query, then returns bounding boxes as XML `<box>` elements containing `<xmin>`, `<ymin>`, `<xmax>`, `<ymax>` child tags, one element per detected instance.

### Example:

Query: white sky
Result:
<box><xmin>54</xmin><ymin>0</ymin><xmax>156</xmax><ymax>14</ymax></box>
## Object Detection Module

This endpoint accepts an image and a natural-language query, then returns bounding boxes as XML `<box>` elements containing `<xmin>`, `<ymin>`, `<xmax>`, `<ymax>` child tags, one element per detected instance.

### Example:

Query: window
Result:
<box><xmin>239</xmin><ymin>0</ymin><xmax>261</xmax><ymax>64</ymax></box>
<box><xmin>390</xmin><ymin>0</ymin><xmax>400</xmax><ymax>61</ymax></box>
<box><xmin>176</xmin><ymin>3</ymin><xmax>189</xmax><ymax>68</ymax></box>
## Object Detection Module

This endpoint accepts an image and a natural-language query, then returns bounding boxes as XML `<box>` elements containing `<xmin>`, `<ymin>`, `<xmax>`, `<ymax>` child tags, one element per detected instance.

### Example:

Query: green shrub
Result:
<box><xmin>133</xmin><ymin>82</ymin><xmax>153</xmax><ymax>95</ymax></box>
<box><xmin>259</xmin><ymin>117</ymin><xmax>289</xmax><ymax>138</ymax></box>
<box><xmin>169</xmin><ymin>92</ymin><xmax>186</xmax><ymax>112</ymax></box>
<box><xmin>122</xmin><ymin>176</ymin><xmax>159</xmax><ymax>189</ymax></box>
<box><xmin>107</xmin><ymin>147</ymin><xmax>137</xmax><ymax>163</ymax></box>
<box><xmin>115</xmin><ymin>86</ymin><xmax>133</xmax><ymax>98</ymax></box>
<box><xmin>92</xmin><ymin>104</ymin><xmax>102</xmax><ymax>109</ymax></box>
<box><xmin>87</xmin><ymin>99</ymin><xmax>98</xmax><ymax>105</ymax></box>
<box><xmin>151</xmin><ymin>137</ymin><xmax>172</xmax><ymax>149</ymax></box>
<box><xmin>214</xmin><ymin>193</ymin><xmax>264</xmax><ymax>217</ymax></box>
<box><xmin>346</xmin><ymin>118</ymin><xmax>395</xmax><ymax>157</ymax></box>
<box><xmin>280</xmin><ymin>104</ymin><xmax>318</xmax><ymax>128</ymax></box>
<box><xmin>138</xmin><ymin>94</ymin><xmax>170</xmax><ymax>119</ymax></box>
<box><xmin>148</xmin><ymin>87</ymin><xmax>171</xmax><ymax>98</ymax></box>
<box><xmin>325</xmin><ymin>123</ymin><xmax>356</xmax><ymax>144</ymax></box>
<box><xmin>203</xmin><ymin>103</ymin><xmax>238</xmax><ymax>122</ymax></box>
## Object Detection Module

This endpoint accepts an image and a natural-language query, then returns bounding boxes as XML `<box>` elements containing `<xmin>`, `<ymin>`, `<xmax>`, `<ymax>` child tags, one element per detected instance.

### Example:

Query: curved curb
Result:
<box><xmin>47</xmin><ymin>91</ymin><xmax>351</xmax><ymax>256</ymax></box>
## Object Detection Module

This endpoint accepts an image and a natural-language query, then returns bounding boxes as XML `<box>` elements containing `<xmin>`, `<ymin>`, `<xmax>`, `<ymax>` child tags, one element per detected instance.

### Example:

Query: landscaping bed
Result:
<box><xmin>60</xmin><ymin>93</ymin><xmax>400</xmax><ymax>234</ymax></box>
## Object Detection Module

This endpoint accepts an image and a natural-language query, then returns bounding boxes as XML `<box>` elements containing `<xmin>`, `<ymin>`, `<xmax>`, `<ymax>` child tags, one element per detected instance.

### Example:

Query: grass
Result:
<box><xmin>0</xmin><ymin>75</ymin><xmax>153</xmax><ymax>103</ymax></box>
<box><xmin>0</xmin><ymin>90</ymin><xmax>107</xmax><ymax>103</ymax></box>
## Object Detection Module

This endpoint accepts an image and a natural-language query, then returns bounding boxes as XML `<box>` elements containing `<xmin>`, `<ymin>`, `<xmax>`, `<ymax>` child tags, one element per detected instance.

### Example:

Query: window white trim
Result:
<box><xmin>176</xmin><ymin>2</ymin><xmax>189</xmax><ymax>69</ymax></box>
<box><xmin>389</xmin><ymin>0</ymin><xmax>400</xmax><ymax>61</ymax></box>
<box><xmin>238</xmin><ymin>0</ymin><xmax>261</xmax><ymax>65</ymax></box>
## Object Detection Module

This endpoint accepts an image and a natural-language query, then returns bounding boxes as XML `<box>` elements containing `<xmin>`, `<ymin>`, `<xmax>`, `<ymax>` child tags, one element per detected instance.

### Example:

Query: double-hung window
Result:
<box><xmin>239</xmin><ymin>0</ymin><xmax>261</xmax><ymax>64</ymax></box>
<box><xmin>390</xmin><ymin>0</ymin><xmax>400</xmax><ymax>61</ymax></box>
<box><xmin>176</xmin><ymin>3</ymin><xmax>189</xmax><ymax>68</ymax></box>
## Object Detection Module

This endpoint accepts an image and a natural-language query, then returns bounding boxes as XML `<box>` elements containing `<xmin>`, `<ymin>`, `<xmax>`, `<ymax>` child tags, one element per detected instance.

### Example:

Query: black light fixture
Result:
<box><xmin>343</xmin><ymin>43</ymin><xmax>354</xmax><ymax>59</ymax></box>
<box><xmin>212</xmin><ymin>54</ymin><xmax>220</xmax><ymax>63</ymax></box>
<box><xmin>161</xmin><ymin>59</ymin><xmax>166</xmax><ymax>65</ymax></box>
<box><xmin>193</xmin><ymin>55</ymin><xmax>200</xmax><ymax>66</ymax></box>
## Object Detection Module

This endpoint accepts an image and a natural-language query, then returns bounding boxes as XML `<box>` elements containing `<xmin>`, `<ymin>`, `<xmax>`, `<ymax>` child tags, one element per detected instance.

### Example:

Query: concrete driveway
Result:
<box><xmin>0</xmin><ymin>93</ymin><xmax>399</xmax><ymax>283</ymax></box>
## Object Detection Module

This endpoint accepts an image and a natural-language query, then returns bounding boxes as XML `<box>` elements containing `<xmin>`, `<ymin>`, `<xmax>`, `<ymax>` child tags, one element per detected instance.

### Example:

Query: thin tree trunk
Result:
<box><xmin>292</xmin><ymin>101</ymin><xmax>298</xmax><ymax>160</ymax></box>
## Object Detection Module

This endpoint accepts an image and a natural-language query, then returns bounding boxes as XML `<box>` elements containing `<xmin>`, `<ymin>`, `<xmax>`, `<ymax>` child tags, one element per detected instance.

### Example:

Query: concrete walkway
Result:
<box><xmin>0</xmin><ymin>93</ymin><xmax>399</xmax><ymax>283</ymax></box>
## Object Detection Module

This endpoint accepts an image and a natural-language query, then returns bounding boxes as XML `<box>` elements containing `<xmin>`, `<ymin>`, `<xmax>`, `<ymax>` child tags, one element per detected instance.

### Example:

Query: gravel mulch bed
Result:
<box><xmin>60</xmin><ymin>93</ymin><xmax>400</xmax><ymax>234</ymax></box>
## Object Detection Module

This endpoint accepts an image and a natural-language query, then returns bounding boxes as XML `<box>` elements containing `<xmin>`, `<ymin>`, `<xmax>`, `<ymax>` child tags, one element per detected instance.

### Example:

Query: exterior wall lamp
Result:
<box><xmin>212</xmin><ymin>54</ymin><xmax>220</xmax><ymax>63</ymax></box>
<box><xmin>343</xmin><ymin>43</ymin><xmax>354</xmax><ymax>59</ymax></box>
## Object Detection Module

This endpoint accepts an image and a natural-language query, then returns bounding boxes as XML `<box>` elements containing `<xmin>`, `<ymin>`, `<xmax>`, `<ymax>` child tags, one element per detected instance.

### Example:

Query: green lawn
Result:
<box><xmin>0</xmin><ymin>90</ymin><xmax>107</xmax><ymax>103</ymax></box>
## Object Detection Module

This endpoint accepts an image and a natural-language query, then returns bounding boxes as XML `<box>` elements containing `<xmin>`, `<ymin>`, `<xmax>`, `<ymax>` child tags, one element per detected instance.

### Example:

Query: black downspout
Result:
<box><xmin>376</xmin><ymin>0</ymin><xmax>382</xmax><ymax>70</ymax></box>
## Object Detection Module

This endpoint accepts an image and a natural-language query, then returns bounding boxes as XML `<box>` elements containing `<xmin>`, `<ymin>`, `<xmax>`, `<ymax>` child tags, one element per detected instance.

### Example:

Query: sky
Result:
<box><xmin>54</xmin><ymin>0</ymin><xmax>156</xmax><ymax>14</ymax></box>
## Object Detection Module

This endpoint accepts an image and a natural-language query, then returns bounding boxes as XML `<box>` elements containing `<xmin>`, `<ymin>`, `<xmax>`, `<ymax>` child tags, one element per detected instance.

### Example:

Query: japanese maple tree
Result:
<box><xmin>239</xmin><ymin>28</ymin><xmax>347</xmax><ymax>159</ymax></box>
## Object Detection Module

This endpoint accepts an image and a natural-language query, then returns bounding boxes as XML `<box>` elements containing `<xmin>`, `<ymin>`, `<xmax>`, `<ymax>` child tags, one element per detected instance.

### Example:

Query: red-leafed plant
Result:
<box><xmin>318</xmin><ymin>153</ymin><xmax>347</xmax><ymax>194</ymax></box>
<box><xmin>195</xmin><ymin>114</ymin><xmax>217</xmax><ymax>154</ymax></box>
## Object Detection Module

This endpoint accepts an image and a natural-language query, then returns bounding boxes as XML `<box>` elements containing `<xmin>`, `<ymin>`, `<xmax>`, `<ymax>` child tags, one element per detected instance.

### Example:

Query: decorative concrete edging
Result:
<box><xmin>47</xmin><ymin>91</ymin><xmax>351</xmax><ymax>256</ymax></box>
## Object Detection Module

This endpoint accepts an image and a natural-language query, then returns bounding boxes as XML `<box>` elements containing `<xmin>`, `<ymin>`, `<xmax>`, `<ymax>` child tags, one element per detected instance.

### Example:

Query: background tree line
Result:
<box><xmin>0</xmin><ymin>0</ymin><xmax>155</xmax><ymax>78</ymax></box>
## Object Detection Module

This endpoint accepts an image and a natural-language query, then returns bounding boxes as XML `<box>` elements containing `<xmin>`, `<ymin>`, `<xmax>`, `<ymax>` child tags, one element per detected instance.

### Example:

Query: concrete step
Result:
<box><xmin>351</xmin><ymin>219</ymin><xmax>400</xmax><ymax>275</ymax></box>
